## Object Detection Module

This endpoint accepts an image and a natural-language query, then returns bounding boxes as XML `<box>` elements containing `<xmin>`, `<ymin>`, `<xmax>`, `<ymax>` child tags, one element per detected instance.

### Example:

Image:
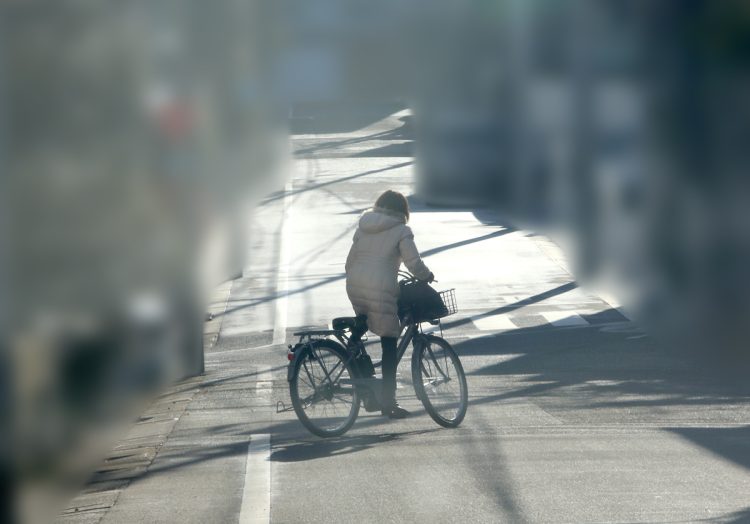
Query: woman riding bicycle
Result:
<box><xmin>345</xmin><ymin>190</ymin><xmax>434</xmax><ymax>419</ymax></box>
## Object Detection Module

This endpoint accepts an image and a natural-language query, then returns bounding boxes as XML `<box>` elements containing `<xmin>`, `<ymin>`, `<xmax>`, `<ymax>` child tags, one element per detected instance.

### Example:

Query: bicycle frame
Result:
<box><xmin>288</xmin><ymin>268</ymin><xmax>437</xmax><ymax>358</ymax></box>
<box><xmin>288</xmin><ymin>318</ymin><xmax>425</xmax><ymax>375</ymax></box>
<box><xmin>395</xmin><ymin>322</ymin><xmax>421</xmax><ymax>365</ymax></box>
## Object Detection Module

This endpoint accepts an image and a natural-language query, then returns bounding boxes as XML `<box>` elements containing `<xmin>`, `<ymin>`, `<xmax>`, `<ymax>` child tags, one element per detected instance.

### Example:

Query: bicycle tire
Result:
<box><xmin>289</xmin><ymin>339</ymin><xmax>360</xmax><ymax>437</ymax></box>
<box><xmin>411</xmin><ymin>335</ymin><xmax>468</xmax><ymax>428</ymax></box>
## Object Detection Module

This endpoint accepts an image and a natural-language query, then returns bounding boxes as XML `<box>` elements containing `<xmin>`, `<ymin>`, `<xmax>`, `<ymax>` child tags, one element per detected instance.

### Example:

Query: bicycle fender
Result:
<box><xmin>286</xmin><ymin>343</ymin><xmax>308</xmax><ymax>382</ymax></box>
<box><xmin>286</xmin><ymin>360</ymin><xmax>295</xmax><ymax>383</ymax></box>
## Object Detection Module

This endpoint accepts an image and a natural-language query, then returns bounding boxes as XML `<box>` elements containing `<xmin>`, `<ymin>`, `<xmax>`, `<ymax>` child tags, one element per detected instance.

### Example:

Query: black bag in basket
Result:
<box><xmin>398</xmin><ymin>280</ymin><xmax>448</xmax><ymax>321</ymax></box>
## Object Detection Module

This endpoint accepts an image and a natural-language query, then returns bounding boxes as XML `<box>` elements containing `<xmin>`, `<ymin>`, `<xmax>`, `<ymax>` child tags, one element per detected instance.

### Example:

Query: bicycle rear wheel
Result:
<box><xmin>412</xmin><ymin>335</ymin><xmax>468</xmax><ymax>428</ymax></box>
<box><xmin>290</xmin><ymin>339</ymin><xmax>360</xmax><ymax>437</ymax></box>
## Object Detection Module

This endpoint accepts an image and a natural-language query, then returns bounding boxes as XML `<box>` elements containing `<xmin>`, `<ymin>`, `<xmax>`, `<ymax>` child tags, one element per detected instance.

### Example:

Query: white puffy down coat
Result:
<box><xmin>345</xmin><ymin>207</ymin><xmax>432</xmax><ymax>337</ymax></box>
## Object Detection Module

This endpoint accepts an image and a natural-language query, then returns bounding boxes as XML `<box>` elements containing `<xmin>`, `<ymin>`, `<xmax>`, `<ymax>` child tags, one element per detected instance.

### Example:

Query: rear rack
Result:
<box><xmin>292</xmin><ymin>329</ymin><xmax>344</xmax><ymax>337</ymax></box>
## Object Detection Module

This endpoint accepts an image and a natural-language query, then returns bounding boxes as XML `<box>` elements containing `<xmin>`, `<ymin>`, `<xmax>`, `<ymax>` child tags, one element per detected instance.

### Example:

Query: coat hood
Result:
<box><xmin>358</xmin><ymin>208</ymin><xmax>406</xmax><ymax>234</ymax></box>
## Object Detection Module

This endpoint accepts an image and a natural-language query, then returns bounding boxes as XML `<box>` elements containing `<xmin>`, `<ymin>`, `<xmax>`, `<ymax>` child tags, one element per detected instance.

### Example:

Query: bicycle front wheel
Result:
<box><xmin>412</xmin><ymin>335</ymin><xmax>468</xmax><ymax>428</ymax></box>
<box><xmin>290</xmin><ymin>339</ymin><xmax>360</xmax><ymax>437</ymax></box>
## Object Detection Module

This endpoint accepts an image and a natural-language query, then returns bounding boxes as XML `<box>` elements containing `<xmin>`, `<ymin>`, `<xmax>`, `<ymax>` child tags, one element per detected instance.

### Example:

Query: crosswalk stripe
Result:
<box><xmin>470</xmin><ymin>315</ymin><xmax>517</xmax><ymax>331</ymax></box>
<box><xmin>541</xmin><ymin>311</ymin><xmax>589</xmax><ymax>327</ymax></box>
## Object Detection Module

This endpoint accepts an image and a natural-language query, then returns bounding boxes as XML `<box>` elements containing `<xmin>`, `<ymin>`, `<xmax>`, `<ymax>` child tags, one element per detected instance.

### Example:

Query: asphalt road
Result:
<box><xmin>63</xmin><ymin>104</ymin><xmax>750</xmax><ymax>524</ymax></box>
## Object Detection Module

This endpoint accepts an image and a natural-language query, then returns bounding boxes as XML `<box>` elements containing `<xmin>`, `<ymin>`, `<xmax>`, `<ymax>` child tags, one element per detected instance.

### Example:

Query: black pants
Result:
<box><xmin>349</xmin><ymin>331</ymin><xmax>398</xmax><ymax>408</ymax></box>
<box><xmin>380</xmin><ymin>336</ymin><xmax>398</xmax><ymax>408</ymax></box>
<box><xmin>348</xmin><ymin>316</ymin><xmax>398</xmax><ymax>408</ymax></box>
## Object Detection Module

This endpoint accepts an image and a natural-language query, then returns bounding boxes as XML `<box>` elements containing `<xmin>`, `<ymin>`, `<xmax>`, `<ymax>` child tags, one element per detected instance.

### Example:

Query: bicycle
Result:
<box><xmin>284</xmin><ymin>271</ymin><xmax>468</xmax><ymax>438</ymax></box>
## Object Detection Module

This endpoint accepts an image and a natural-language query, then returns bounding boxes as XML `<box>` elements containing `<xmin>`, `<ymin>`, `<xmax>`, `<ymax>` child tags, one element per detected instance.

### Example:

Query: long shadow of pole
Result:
<box><xmin>217</xmin><ymin>226</ymin><xmax>519</xmax><ymax>318</ymax></box>
<box><xmin>441</xmin><ymin>281</ymin><xmax>578</xmax><ymax>330</ymax></box>
<box><xmin>259</xmin><ymin>160</ymin><xmax>413</xmax><ymax>206</ymax></box>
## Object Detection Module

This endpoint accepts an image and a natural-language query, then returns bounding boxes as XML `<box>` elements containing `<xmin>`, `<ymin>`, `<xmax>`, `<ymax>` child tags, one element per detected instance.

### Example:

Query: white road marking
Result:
<box><xmin>541</xmin><ymin>311</ymin><xmax>589</xmax><ymax>327</ymax></box>
<box><xmin>471</xmin><ymin>315</ymin><xmax>517</xmax><ymax>331</ymax></box>
<box><xmin>205</xmin><ymin>343</ymin><xmax>276</xmax><ymax>361</ymax></box>
<box><xmin>464</xmin><ymin>333</ymin><xmax>498</xmax><ymax>340</ymax></box>
<box><xmin>257</xmin><ymin>367</ymin><xmax>274</xmax><ymax>383</ymax></box>
<box><xmin>239</xmin><ymin>434</ymin><xmax>271</xmax><ymax>524</ymax></box>
<box><xmin>272</xmin><ymin>181</ymin><xmax>293</xmax><ymax>345</ymax></box>
<box><xmin>467</xmin><ymin>353</ymin><xmax>526</xmax><ymax>363</ymax></box>
<box><xmin>255</xmin><ymin>368</ymin><xmax>275</xmax><ymax>399</ymax></box>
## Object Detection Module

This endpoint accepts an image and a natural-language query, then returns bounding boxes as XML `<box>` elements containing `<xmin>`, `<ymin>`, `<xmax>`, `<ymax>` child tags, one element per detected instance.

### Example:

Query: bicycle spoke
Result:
<box><xmin>314</xmin><ymin>349</ymin><xmax>346</xmax><ymax>388</ymax></box>
<box><xmin>425</xmin><ymin>344</ymin><xmax>450</xmax><ymax>381</ymax></box>
<box><xmin>330</xmin><ymin>361</ymin><xmax>347</xmax><ymax>384</ymax></box>
<box><xmin>300</xmin><ymin>376</ymin><xmax>315</xmax><ymax>392</ymax></box>
<box><xmin>302</xmin><ymin>359</ymin><xmax>317</xmax><ymax>389</ymax></box>
<box><xmin>313</xmin><ymin>347</ymin><xmax>330</xmax><ymax>375</ymax></box>
<box><xmin>300</xmin><ymin>393</ymin><xmax>316</xmax><ymax>407</ymax></box>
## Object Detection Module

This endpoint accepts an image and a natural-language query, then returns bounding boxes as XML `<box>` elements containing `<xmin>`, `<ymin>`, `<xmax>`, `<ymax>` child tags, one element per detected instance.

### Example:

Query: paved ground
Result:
<box><xmin>59</xmin><ymin>104</ymin><xmax>750</xmax><ymax>524</ymax></box>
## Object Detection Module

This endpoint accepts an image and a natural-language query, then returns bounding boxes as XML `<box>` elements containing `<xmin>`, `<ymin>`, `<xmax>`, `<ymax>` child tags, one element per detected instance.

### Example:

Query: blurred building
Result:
<box><xmin>411</xmin><ymin>0</ymin><xmax>750</xmax><ymax>364</ymax></box>
<box><xmin>1</xmin><ymin>2</ymin><xmax>285</xmax><ymax>521</ymax></box>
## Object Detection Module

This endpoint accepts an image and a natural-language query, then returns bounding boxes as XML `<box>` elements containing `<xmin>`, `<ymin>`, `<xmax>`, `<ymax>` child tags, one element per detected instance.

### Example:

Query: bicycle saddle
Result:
<box><xmin>331</xmin><ymin>315</ymin><xmax>367</xmax><ymax>331</ymax></box>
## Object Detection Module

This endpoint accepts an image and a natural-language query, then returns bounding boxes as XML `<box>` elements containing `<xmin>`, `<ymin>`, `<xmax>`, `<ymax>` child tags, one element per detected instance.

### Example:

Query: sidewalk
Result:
<box><xmin>56</xmin><ymin>280</ymin><xmax>235</xmax><ymax>524</ymax></box>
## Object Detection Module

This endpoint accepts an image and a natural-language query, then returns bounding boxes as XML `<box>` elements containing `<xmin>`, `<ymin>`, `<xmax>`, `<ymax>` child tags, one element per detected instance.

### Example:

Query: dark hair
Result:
<box><xmin>375</xmin><ymin>190</ymin><xmax>410</xmax><ymax>222</ymax></box>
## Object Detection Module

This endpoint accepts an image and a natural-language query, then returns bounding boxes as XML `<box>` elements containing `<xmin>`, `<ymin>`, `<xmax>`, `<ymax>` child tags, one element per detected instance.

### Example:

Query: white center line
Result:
<box><xmin>239</xmin><ymin>434</ymin><xmax>271</xmax><ymax>524</ymax></box>
<box><xmin>272</xmin><ymin>181</ymin><xmax>293</xmax><ymax>345</ymax></box>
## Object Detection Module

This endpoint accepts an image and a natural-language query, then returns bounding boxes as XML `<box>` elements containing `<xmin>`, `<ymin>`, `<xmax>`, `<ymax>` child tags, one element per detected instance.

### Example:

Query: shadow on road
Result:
<box><xmin>259</xmin><ymin>160</ymin><xmax>413</xmax><ymax>206</ymax></box>
<box><xmin>450</xmin><ymin>304</ymin><xmax>750</xmax><ymax>473</ymax></box>
<box><xmin>668</xmin><ymin>426</ymin><xmax>750</xmax><ymax>471</ymax></box>
<box><xmin>708</xmin><ymin>507</ymin><xmax>750</xmax><ymax>523</ymax></box>
<box><xmin>442</xmin><ymin>281</ymin><xmax>579</xmax><ymax>330</ymax></box>
<box><xmin>460</xmin><ymin>311</ymin><xmax>750</xmax><ymax>402</ymax></box>
<box><xmin>270</xmin><ymin>428</ymin><xmax>440</xmax><ymax>463</ymax></box>
<box><xmin>124</xmin><ymin>415</ymin><xmax>447</xmax><ymax>483</ymax></box>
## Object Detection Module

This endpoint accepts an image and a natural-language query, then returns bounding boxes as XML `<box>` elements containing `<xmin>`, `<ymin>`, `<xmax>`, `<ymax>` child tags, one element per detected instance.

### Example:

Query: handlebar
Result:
<box><xmin>398</xmin><ymin>270</ymin><xmax>436</xmax><ymax>284</ymax></box>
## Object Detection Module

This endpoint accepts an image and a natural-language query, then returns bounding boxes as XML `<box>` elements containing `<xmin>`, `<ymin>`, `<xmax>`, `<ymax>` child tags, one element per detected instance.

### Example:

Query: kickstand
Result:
<box><xmin>276</xmin><ymin>400</ymin><xmax>294</xmax><ymax>413</ymax></box>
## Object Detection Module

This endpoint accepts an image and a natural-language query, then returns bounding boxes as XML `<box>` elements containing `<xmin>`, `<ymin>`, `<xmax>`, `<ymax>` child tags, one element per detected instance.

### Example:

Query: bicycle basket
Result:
<box><xmin>398</xmin><ymin>281</ymin><xmax>457</xmax><ymax>322</ymax></box>
<box><xmin>438</xmin><ymin>288</ymin><xmax>458</xmax><ymax>317</ymax></box>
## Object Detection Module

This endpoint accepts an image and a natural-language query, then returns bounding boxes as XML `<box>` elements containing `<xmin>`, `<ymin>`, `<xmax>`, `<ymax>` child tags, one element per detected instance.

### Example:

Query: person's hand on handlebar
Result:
<box><xmin>426</xmin><ymin>272</ymin><xmax>435</xmax><ymax>283</ymax></box>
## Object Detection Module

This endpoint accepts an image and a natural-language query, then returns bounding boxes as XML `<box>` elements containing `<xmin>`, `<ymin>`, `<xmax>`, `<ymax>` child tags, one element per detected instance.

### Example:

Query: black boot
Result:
<box><xmin>382</xmin><ymin>401</ymin><xmax>410</xmax><ymax>419</ymax></box>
